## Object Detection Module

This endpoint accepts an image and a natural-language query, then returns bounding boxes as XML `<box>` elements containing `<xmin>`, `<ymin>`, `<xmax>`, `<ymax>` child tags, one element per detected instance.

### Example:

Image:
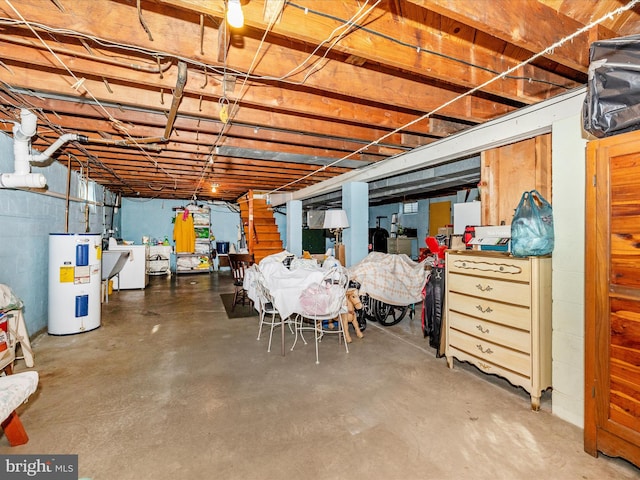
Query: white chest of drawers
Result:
<box><xmin>445</xmin><ymin>251</ymin><xmax>552</xmax><ymax>410</ymax></box>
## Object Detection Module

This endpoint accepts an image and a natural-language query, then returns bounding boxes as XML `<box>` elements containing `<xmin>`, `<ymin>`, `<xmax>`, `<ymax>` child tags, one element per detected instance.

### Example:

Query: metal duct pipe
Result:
<box><xmin>163</xmin><ymin>61</ymin><xmax>188</xmax><ymax>141</ymax></box>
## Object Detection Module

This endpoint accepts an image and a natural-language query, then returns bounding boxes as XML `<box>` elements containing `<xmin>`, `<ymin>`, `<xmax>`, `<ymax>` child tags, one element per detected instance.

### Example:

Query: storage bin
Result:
<box><xmin>216</xmin><ymin>241</ymin><xmax>230</xmax><ymax>254</ymax></box>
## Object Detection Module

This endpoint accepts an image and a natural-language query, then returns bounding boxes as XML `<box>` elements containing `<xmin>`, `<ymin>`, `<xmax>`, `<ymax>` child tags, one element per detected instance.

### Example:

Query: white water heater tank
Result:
<box><xmin>48</xmin><ymin>233</ymin><xmax>102</xmax><ymax>335</ymax></box>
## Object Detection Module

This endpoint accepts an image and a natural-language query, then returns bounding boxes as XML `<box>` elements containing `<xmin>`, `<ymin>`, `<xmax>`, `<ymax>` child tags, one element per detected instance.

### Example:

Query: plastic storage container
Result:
<box><xmin>216</xmin><ymin>241</ymin><xmax>230</xmax><ymax>254</ymax></box>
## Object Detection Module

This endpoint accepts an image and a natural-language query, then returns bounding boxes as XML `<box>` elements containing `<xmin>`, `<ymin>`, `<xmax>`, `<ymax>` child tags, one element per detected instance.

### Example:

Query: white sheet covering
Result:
<box><xmin>0</xmin><ymin>371</ymin><xmax>38</xmax><ymax>422</ymax></box>
<box><xmin>348</xmin><ymin>252</ymin><xmax>430</xmax><ymax>306</ymax></box>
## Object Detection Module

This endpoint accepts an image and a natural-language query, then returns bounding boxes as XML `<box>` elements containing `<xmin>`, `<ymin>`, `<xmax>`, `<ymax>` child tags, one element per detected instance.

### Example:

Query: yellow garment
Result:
<box><xmin>174</xmin><ymin>212</ymin><xmax>196</xmax><ymax>253</ymax></box>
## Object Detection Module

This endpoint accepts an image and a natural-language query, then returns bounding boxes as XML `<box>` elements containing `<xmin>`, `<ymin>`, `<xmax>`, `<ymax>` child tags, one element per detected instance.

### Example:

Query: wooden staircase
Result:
<box><xmin>238</xmin><ymin>190</ymin><xmax>283</xmax><ymax>263</ymax></box>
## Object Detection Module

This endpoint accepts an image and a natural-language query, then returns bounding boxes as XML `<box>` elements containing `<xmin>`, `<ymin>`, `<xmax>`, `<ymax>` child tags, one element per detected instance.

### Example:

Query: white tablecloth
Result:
<box><xmin>244</xmin><ymin>262</ymin><xmax>326</xmax><ymax>319</ymax></box>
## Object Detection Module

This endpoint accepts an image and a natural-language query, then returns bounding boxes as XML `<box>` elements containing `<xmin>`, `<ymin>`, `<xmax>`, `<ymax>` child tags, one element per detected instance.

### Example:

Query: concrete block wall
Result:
<box><xmin>551</xmin><ymin>114</ymin><xmax>588</xmax><ymax>427</ymax></box>
<box><xmin>0</xmin><ymin>131</ymin><xmax>112</xmax><ymax>337</ymax></box>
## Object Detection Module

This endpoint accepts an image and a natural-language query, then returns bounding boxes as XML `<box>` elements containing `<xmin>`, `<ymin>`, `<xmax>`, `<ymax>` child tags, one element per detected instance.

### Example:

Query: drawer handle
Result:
<box><xmin>475</xmin><ymin>284</ymin><xmax>493</xmax><ymax>292</ymax></box>
<box><xmin>476</xmin><ymin>344</ymin><xmax>493</xmax><ymax>355</ymax></box>
<box><xmin>478</xmin><ymin>361</ymin><xmax>492</xmax><ymax>371</ymax></box>
<box><xmin>475</xmin><ymin>305</ymin><xmax>493</xmax><ymax>314</ymax></box>
<box><xmin>476</xmin><ymin>324</ymin><xmax>490</xmax><ymax>334</ymax></box>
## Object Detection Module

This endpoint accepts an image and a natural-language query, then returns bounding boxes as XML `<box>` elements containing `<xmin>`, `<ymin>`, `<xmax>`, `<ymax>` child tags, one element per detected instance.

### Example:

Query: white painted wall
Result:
<box><xmin>551</xmin><ymin>114</ymin><xmax>588</xmax><ymax>427</ymax></box>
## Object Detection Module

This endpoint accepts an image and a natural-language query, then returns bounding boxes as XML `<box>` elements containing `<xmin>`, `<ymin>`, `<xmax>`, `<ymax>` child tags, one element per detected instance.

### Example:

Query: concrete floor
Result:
<box><xmin>2</xmin><ymin>272</ymin><xmax>639</xmax><ymax>480</ymax></box>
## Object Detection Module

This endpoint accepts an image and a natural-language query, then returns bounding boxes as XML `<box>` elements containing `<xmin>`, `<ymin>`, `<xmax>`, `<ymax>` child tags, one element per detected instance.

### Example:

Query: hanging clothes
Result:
<box><xmin>174</xmin><ymin>210</ymin><xmax>196</xmax><ymax>253</ymax></box>
<box><xmin>422</xmin><ymin>265</ymin><xmax>445</xmax><ymax>357</ymax></box>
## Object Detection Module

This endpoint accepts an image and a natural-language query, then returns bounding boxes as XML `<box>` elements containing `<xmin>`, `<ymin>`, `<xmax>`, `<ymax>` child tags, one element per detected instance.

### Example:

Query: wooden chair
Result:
<box><xmin>228</xmin><ymin>253</ymin><xmax>255</xmax><ymax>311</ymax></box>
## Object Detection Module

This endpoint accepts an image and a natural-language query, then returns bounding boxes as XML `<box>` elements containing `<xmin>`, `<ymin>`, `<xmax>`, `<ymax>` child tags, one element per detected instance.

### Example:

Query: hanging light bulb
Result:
<box><xmin>211</xmin><ymin>183</ymin><xmax>219</xmax><ymax>193</ymax></box>
<box><xmin>226</xmin><ymin>0</ymin><xmax>244</xmax><ymax>28</ymax></box>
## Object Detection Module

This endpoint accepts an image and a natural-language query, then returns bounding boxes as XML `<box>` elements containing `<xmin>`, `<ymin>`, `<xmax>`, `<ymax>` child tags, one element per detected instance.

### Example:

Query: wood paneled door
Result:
<box><xmin>585</xmin><ymin>129</ymin><xmax>640</xmax><ymax>467</ymax></box>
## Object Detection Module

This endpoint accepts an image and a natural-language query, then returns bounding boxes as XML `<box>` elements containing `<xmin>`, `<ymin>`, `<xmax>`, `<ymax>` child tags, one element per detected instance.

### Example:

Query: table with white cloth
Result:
<box><xmin>244</xmin><ymin>260</ymin><xmax>326</xmax><ymax>355</ymax></box>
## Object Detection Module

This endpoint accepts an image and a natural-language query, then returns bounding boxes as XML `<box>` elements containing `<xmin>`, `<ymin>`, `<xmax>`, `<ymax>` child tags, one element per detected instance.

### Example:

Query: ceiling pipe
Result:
<box><xmin>0</xmin><ymin>108</ymin><xmax>88</xmax><ymax>189</ymax></box>
<box><xmin>163</xmin><ymin>61</ymin><xmax>188</xmax><ymax>141</ymax></box>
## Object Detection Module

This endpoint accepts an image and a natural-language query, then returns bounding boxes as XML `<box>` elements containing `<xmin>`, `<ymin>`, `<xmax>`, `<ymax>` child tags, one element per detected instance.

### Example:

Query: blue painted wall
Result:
<box><xmin>0</xmin><ymin>131</ymin><xmax>115</xmax><ymax>336</ymax></box>
<box><xmin>120</xmin><ymin>198</ymin><xmax>243</xmax><ymax>267</ymax></box>
<box><xmin>368</xmin><ymin>195</ymin><xmax>459</xmax><ymax>258</ymax></box>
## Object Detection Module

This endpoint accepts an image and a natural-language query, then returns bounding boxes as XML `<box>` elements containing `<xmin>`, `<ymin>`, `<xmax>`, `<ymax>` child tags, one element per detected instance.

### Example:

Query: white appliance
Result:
<box><xmin>147</xmin><ymin>245</ymin><xmax>172</xmax><ymax>276</ymax></box>
<box><xmin>453</xmin><ymin>201</ymin><xmax>481</xmax><ymax>234</ymax></box>
<box><xmin>110</xmin><ymin>244</ymin><xmax>149</xmax><ymax>289</ymax></box>
<box><xmin>48</xmin><ymin>233</ymin><xmax>102</xmax><ymax>335</ymax></box>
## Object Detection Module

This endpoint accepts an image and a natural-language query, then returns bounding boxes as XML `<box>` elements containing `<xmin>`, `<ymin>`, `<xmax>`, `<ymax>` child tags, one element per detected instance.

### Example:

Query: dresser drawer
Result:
<box><xmin>447</xmin><ymin>346</ymin><xmax>532</xmax><ymax>391</ymax></box>
<box><xmin>445</xmin><ymin>252</ymin><xmax>551</xmax><ymax>409</ymax></box>
<box><xmin>448</xmin><ymin>254</ymin><xmax>531</xmax><ymax>282</ymax></box>
<box><xmin>449</xmin><ymin>310</ymin><xmax>531</xmax><ymax>353</ymax></box>
<box><xmin>448</xmin><ymin>329</ymin><xmax>531</xmax><ymax>377</ymax></box>
<box><xmin>448</xmin><ymin>291</ymin><xmax>531</xmax><ymax>331</ymax></box>
<box><xmin>449</xmin><ymin>272</ymin><xmax>531</xmax><ymax>306</ymax></box>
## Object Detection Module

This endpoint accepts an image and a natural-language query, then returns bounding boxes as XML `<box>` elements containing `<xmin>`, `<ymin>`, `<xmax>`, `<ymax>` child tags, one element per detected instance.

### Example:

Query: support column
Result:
<box><xmin>342</xmin><ymin>182</ymin><xmax>368</xmax><ymax>267</ymax></box>
<box><xmin>286</xmin><ymin>199</ymin><xmax>302</xmax><ymax>256</ymax></box>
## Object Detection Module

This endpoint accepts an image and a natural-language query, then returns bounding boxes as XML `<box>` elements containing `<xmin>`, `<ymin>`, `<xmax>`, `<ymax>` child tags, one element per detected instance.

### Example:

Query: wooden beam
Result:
<box><xmin>0</xmin><ymin>64</ymin><xmax>421</xmax><ymax>147</ymax></box>
<box><xmin>0</xmin><ymin>1</ymin><xmax>516</xmax><ymax>122</ymax></box>
<box><xmin>408</xmin><ymin>0</ymin><xmax>618</xmax><ymax>73</ymax></box>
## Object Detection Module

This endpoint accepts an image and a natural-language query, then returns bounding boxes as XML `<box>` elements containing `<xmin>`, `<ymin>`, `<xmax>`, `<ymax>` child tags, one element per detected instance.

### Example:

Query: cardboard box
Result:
<box><xmin>438</xmin><ymin>226</ymin><xmax>453</xmax><ymax>236</ymax></box>
<box><xmin>450</xmin><ymin>235</ymin><xmax>466</xmax><ymax>250</ymax></box>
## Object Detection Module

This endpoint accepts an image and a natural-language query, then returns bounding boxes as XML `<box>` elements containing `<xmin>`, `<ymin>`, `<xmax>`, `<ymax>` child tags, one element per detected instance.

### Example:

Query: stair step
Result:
<box><xmin>238</xmin><ymin>191</ymin><xmax>284</xmax><ymax>262</ymax></box>
<box><xmin>252</xmin><ymin>240</ymin><xmax>283</xmax><ymax>248</ymax></box>
<box><xmin>249</xmin><ymin>219</ymin><xmax>277</xmax><ymax>226</ymax></box>
<box><xmin>246</xmin><ymin>230</ymin><xmax>280</xmax><ymax>240</ymax></box>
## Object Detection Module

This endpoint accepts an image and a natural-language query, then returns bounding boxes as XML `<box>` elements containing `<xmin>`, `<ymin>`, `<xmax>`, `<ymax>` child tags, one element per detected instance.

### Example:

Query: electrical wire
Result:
<box><xmin>254</xmin><ymin>0</ymin><xmax>381</xmax><ymax>83</ymax></box>
<box><xmin>3</xmin><ymin>1</ymin><xmax>180</xmax><ymax>186</ymax></box>
<box><xmin>286</xmin><ymin>1</ymin><xmax>574</xmax><ymax>90</ymax></box>
<box><xmin>191</xmin><ymin>0</ymin><xmax>382</xmax><ymax>201</ymax></box>
<box><xmin>267</xmin><ymin>0</ymin><xmax>640</xmax><ymax>194</ymax></box>
<box><xmin>1</xmin><ymin>0</ymin><xmax>634</xmax><ymax>200</ymax></box>
<box><xmin>190</xmin><ymin>0</ymin><xmax>290</xmax><ymax>200</ymax></box>
<box><xmin>0</xmin><ymin>82</ymin><xmax>135</xmax><ymax>192</ymax></box>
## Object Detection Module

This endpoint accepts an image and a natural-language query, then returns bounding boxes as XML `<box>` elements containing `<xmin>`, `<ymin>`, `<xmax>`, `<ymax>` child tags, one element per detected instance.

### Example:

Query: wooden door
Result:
<box><xmin>585</xmin><ymin>129</ymin><xmax>640</xmax><ymax>467</ymax></box>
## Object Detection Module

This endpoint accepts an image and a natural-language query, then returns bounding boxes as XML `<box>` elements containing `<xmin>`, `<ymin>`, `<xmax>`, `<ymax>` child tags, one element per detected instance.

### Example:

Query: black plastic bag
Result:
<box><xmin>511</xmin><ymin>190</ymin><xmax>554</xmax><ymax>257</ymax></box>
<box><xmin>583</xmin><ymin>34</ymin><xmax>640</xmax><ymax>138</ymax></box>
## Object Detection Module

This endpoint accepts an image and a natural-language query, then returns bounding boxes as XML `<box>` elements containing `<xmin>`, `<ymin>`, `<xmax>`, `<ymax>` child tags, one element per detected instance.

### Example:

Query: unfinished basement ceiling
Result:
<box><xmin>0</xmin><ymin>0</ymin><xmax>638</xmax><ymax>203</ymax></box>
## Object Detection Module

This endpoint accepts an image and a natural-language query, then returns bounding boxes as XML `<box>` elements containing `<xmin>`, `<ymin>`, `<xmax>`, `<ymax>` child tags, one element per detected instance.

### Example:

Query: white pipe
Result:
<box><xmin>31</xmin><ymin>133</ymin><xmax>82</xmax><ymax>162</ymax></box>
<box><xmin>0</xmin><ymin>172</ymin><xmax>46</xmax><ymax>188</ymax></box>
<box><xmin>1</xmin><ymin>109</ymin><xmax>86</xmax><ymax>189</ymax></box>
<box><xmin>12</xmin><ymin>127</ymin><xmax>31</xmax><ymax>176</ymax></box>
<box><xmin>14</xmin><ymin>108</ymin><xmax>37</xmax><ymax>140</ymax></box>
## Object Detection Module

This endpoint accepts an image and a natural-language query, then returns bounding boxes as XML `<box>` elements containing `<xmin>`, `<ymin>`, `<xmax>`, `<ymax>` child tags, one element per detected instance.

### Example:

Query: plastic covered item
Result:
<box><xmin>583</xmin><ymin>34</ymin><xmax>640</xmax><ymax>138</ymax></box>
<box><xmin>511</xmin><ymin>190</ymin><xmax>554</xmax><ymax>257</ymax></box>
<box><xmin>0</xmin><ymin>284</ymin><xmax>23</xmax><ymax>313</ymax></box>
